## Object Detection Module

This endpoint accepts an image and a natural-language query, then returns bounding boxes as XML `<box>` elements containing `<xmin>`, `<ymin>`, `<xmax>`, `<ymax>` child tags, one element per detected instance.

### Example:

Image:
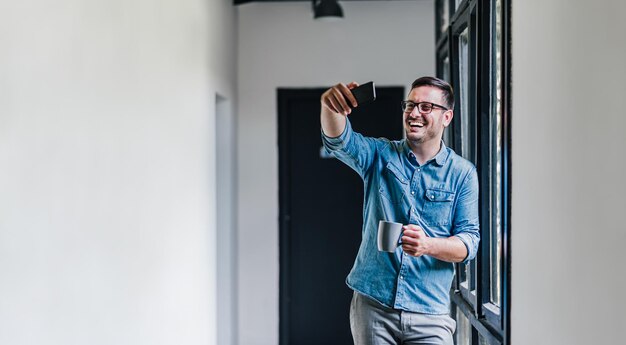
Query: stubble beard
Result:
<box><xmin>405</xmin><ymin>126</ymin><xmax>443</xmax><ymax>148</ymax></box>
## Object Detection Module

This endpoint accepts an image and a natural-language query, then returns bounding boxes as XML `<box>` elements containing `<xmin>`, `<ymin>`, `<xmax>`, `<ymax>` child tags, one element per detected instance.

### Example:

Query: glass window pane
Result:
<box><xmin>479</xmin><ymin>334</ymin><xmax>489</xmax><ymax>345</ymax></box>
<box><xmin>456</xmin><ymin>26</ymin><xmax>471</xmax><ymax>293</ymax></box>
<box><xmin>470</xmin><ymin>259</ymin><xmax>477</xmax><ymax>292</ymax></box>
<box><xmin>442</xmin><ymin>56</ymin><xmax>452</xmax><ymax>146</ymax></box>
<box><xmin>454</xmin><ymin>0</ymin><xmax>463</xmax><ymax>11</ymax></box>
<box><xmin>458</xmin><ymin>26</ymin><xmax>472</xmax><ymax>162</ymax></box>
<box><xmin>457</xmin><ymin>24</ymin><xmax>477</xmax><ymax>305</ymax></box>
<box><xmin>459</xmin><ymin>262</ymin><xmax>467</xmax><ymax>286</ymax></box>
<box><xmin>455</xmin><ymin>307</ymin><xmax>471</xmax><ymax>345</ymax></box>
<box><xmin>459</xmin><ymin>260</ymin><xmax>477</xmax><ymax>299</ymax></box>
<box><xmin>490</xmin><ymin>0</ymin><xmax>503</xmax><ymax>307</ymax></box>
<box><xmin>439</xmin><ymin>0</ymin><xmax>450</xmax><ymax>34</ymax></box>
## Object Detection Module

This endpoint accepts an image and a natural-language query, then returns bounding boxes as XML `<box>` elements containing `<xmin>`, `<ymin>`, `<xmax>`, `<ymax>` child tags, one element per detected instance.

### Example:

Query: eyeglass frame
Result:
<box><xmin>401</xmin><ymin>100</ymin><xmax>449</xmax><ymax>114</ymax></box>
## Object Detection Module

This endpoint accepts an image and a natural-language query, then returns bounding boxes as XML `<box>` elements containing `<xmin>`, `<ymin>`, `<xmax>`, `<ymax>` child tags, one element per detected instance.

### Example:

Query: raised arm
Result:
<box><xmin>320</xmin><ymin>82</ymin><xmax>359</xmax><ymax>137</ymax></box>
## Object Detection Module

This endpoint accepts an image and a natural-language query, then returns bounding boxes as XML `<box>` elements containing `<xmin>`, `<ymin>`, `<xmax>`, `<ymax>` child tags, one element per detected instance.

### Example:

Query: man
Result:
<box><xmin>320</xmin><ymin>76</ymin><xmax>480</xmax><ymax>345</ymax></box>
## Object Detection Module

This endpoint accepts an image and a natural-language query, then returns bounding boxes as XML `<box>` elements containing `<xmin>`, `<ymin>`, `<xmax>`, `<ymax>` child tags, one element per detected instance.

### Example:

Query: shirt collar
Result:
<box><xmin>433</xmin><ymin>141</ymin><xmax>450</xmax><ymax>166</ymax></box>
<box><xmin>403</xmin><ymin>140</ymin><xmax>450</xmax><ymax>167</ymax></box>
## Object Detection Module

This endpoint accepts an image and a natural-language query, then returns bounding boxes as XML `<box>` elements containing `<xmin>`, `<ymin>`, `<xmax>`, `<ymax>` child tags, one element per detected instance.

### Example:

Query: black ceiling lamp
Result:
<box><xmin>313</xmin><ymin>0</ymin><xmax>344</xmax><ymax>20</ymax></box>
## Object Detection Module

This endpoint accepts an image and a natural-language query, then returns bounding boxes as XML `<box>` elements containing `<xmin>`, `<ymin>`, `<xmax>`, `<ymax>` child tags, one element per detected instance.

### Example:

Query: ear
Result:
<box><xmin>443</xmin><ymin>110</ymin><xmax>454</xmax><ymax>127</ymax></box>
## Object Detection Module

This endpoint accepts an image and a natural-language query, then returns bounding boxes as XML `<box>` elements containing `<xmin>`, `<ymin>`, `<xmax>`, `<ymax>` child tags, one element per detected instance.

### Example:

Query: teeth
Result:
<box><xmin>409</xmin><ymin>121</ymin><xmax>424</xmax><ymax>127</ymax></box>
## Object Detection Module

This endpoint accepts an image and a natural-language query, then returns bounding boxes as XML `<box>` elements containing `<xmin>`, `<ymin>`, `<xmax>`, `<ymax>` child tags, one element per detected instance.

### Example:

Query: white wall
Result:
<box><xmin>512</xmin><ymin>1</ymin><xmax>626</xmax><ymax>344</ymax></box>
<box><xmin>0</xmin><ymin>1</ymin><xmax>236</xmax><ymax>344</ymax></box>
<box><xmin>237</xmin><ymin>1</ymin><xmax>434</xmax><ymax>344</ymax></box>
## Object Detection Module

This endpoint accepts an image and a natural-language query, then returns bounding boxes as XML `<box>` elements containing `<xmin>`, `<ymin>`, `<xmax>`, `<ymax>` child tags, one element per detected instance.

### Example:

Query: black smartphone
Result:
<box><xmin>350</xmin><ymin>81</ymin><xmax>376</xmax><ymax>107</ymax></box>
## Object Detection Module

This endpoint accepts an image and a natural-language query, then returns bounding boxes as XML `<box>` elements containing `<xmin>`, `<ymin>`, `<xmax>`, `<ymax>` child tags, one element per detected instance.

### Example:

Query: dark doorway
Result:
<box><xmin>278</xmin><ymin>86</ymin><xmax>404</xmax><ymax>345</ymax></box>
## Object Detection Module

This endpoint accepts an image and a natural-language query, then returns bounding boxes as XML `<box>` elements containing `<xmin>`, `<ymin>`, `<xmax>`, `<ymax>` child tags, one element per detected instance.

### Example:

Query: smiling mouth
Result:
<box><xmin>408</xmin><ymin>121</ymin><xmax>425</xmax><ymax>128</ymax></box>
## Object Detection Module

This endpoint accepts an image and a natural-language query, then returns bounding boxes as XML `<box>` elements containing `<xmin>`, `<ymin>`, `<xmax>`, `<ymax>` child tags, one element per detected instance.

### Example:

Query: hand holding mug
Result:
<box><xmin>401</xmin><ymin>224</ymin><xmax>431</xmax><ymax>257</ymax></box>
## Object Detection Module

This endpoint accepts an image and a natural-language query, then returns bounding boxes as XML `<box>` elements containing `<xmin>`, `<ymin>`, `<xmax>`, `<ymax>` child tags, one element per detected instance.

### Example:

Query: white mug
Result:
<box><xmin>377</xmin><ymin>220</ymin><xmax>403</xmax><ymax>252</ymax></box>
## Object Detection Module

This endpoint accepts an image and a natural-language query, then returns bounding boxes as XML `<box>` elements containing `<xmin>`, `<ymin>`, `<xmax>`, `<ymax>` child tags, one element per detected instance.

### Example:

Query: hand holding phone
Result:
<box><xmin>320</xmin><ymin>81</ymin><xmax>376</xmax><ymax>115</ymax></box>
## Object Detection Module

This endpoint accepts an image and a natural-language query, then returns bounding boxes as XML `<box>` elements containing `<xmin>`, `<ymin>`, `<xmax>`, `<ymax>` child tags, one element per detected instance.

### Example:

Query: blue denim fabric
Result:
<box><xmin>321</xmin><ymin>119</ymin><xmax>480</xmax><ymax>314</ymax></box>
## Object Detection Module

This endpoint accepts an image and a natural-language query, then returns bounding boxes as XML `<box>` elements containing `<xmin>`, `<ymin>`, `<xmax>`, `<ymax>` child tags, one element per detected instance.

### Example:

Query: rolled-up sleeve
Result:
<box><xmin>452</xmin><ymin>167</ymin><xmax>480</xmax><ymax>263</ymax></box>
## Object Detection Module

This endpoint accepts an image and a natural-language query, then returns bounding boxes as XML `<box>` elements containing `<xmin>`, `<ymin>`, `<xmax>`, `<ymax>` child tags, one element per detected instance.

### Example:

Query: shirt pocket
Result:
<box><xmin>379</xmin><ymin>162</ymin><xmax>408</xmax><ymax>205</ymax></box>
<box><xmin>422</xmin><ymin>188</ymin><xmax>455</xmax><ymax>226</ymax></box>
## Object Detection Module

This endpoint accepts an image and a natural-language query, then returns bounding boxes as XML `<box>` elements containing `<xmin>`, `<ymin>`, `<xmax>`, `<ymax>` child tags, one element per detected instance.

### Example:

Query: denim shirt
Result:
<box><xmin>321</xmin><ymin>119</ymin><xmax>480</xmax><ymax>314</ymax></box>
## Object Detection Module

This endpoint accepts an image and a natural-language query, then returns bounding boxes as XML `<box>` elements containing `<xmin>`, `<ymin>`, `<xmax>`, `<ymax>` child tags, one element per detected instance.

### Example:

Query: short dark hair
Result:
<box><xmin>410</xmin><ymin>76</ymin><xmax>454</xmax><ymax>110</ymax></box>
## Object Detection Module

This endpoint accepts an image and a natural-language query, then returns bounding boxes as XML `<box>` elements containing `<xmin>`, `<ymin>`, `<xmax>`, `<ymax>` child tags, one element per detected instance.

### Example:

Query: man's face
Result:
<box><xmin>403</xmin><ymin>86</ymin><xmax>453</xmax><ymax>145</ymax></box>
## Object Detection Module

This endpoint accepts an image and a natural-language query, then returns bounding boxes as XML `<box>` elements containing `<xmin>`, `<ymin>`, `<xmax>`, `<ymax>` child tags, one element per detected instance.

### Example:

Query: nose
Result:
<box><xmin>408</xmin><ymin>106</ymin><xmax>421</xmax><ymax>118</ymax></box>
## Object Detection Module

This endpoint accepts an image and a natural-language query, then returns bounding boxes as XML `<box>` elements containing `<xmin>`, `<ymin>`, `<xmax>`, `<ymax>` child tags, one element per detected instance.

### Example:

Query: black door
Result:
<box><xmin>278</xmin><ymin>86</ymin><xmax>404</xmax><ymax>345</ymax></box>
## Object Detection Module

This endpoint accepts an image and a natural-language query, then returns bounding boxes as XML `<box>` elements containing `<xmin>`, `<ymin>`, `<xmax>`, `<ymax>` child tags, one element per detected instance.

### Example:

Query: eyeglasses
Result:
<box><xmin>401</xmin><ymin>101</ymin><xmax>449</xmax><ymax>114</ymax></box>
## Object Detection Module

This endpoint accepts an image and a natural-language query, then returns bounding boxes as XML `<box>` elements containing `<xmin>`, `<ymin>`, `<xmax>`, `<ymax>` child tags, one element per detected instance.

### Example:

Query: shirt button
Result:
<box><xmin>411</xmin><ymin>191</ymin><xmax>415</xmax><ymax>195</ymax></box>
<box><xmin>400</xmin><ymin>276</ymin><xmax>404</xmax><ymax>280</ymax></box>
<box><xmin>417</xmin><ymin>168</ymin><xmax>421</xmax><ymax>172</ymax></box>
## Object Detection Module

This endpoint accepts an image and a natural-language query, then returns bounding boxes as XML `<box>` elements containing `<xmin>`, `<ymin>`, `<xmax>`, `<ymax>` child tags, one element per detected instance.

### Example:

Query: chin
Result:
<box><xmin>406</xmin><ymin>132</ymin><xmax>425</xmax><ymax>143</ymax></box>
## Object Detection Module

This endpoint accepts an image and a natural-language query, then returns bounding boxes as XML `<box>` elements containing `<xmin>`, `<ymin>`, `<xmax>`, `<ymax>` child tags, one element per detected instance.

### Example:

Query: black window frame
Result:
<box><xmin>450</xmin><ymin>0</ymin><xmax>479</xmax><ymax>311</ymax></box>
<box><xmin>435</xmin><ymin>0</ymin><xmax>511</xmax><ymax>344</ymax></box>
